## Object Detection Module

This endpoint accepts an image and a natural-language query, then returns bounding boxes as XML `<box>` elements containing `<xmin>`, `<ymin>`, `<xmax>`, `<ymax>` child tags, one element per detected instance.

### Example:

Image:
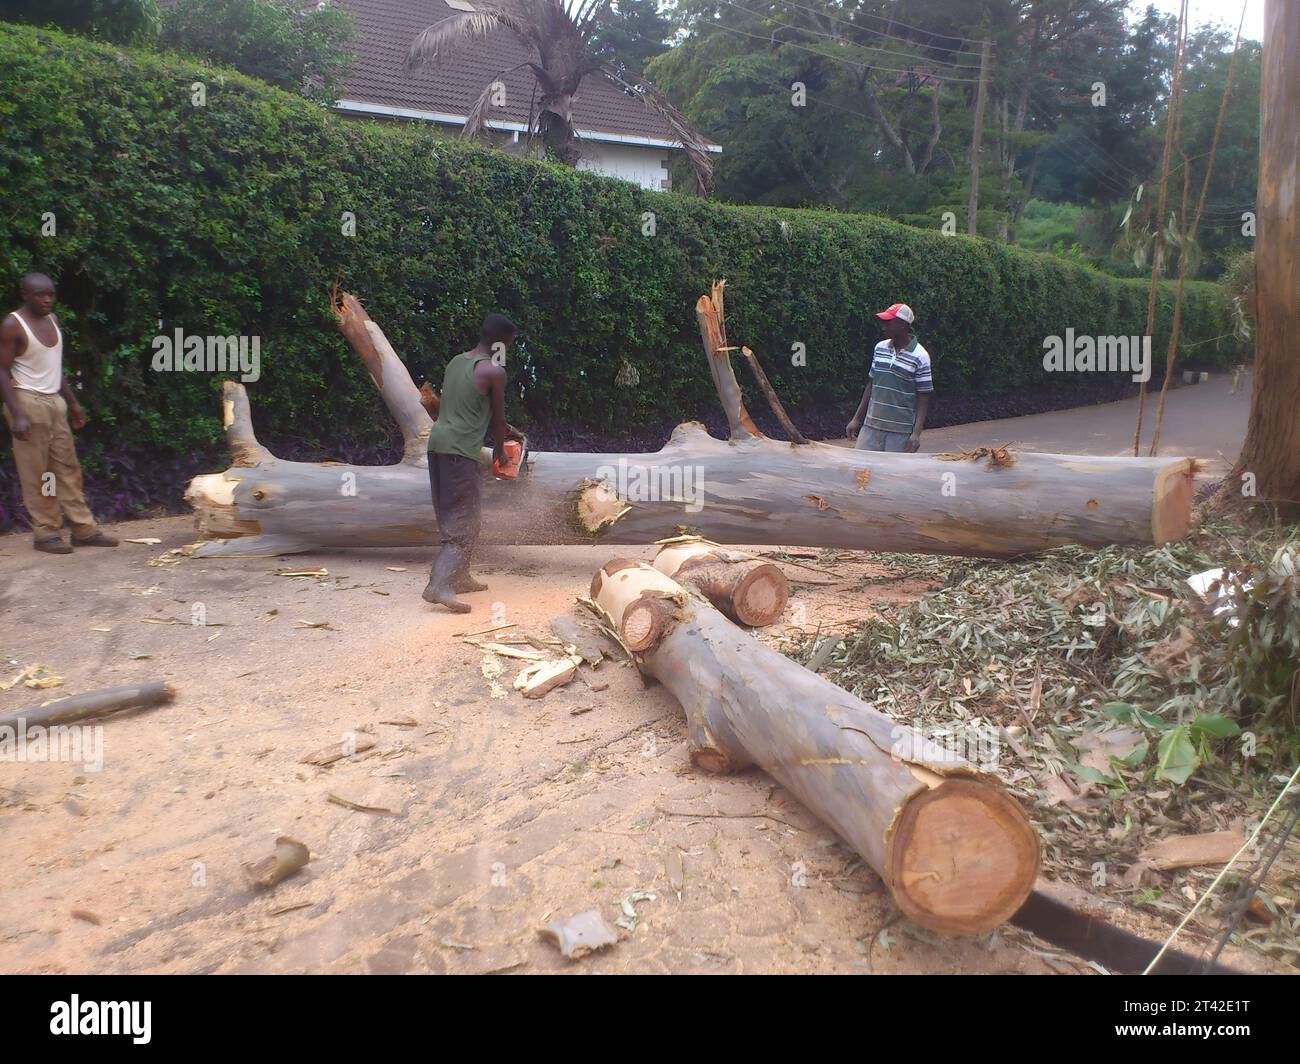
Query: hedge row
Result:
<box><xmin>0</xmin><ymin>23</ymin><xmax>1236</xmax><ymax>529</ymax></box>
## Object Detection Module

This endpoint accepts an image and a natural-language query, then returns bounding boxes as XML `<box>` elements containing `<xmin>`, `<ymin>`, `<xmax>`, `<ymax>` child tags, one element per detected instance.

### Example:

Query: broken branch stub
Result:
<box><xmin>591</xmin><ymin>559</ymin><xmax>1041</xmax><ymax>936</ymax></box>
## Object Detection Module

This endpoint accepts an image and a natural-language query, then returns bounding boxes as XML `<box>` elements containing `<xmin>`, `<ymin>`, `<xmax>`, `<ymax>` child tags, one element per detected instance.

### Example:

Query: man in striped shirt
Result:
<box><xmin>846</xmin><ymin>302</ymin><xmax>932</xmax><ymax>453</ymax></box>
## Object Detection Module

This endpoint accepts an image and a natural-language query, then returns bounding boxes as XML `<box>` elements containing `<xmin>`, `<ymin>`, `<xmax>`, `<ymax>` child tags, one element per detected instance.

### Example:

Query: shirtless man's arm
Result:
<box><xmin>0</xmin><ymin>315</ymin><xmax>31</xmax><ymax>440</ymax></box>
<box><xmin>473</xmin><ymin>359</ymin><xmax>523</xmax><ymax>467</ymax></box>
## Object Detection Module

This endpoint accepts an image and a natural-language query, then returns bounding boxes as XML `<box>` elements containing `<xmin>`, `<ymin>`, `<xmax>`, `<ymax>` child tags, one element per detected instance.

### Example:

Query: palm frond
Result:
<box><xmin>407</xmin><ymin>12</ymin><xmax>504</xmax><ymax>70</ymax></box>
<box><xmin>460</xmin><ymin>63</ymin><xmax>533</xmax><ymax>140</ymax></box>
<box><xmin>600</xmin><ymin>65</ymin><xmax>715</xmax><ymax>195</ymax></box>
<box><xmin>573</xmin><ymin>0</ymin><xmax>614</xmax><ymax>39</ymax></box>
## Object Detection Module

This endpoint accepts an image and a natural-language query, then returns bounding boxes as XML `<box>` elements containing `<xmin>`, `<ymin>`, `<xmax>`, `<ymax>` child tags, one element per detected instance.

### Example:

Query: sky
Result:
<box><xmin>1132</xmin><ymin>0</ymin><xmax>1265</xmax><ymax>42</ymax></box>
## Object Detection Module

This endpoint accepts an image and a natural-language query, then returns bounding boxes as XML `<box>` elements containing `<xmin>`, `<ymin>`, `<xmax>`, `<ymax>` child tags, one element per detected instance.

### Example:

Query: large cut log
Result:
<box><xmin>590</xmin><ymin>559</ymin><xmax>1040</xmax><ymax>935</ymax></box>
<box><xmin>183</xmin><ymin>287</ymin><xmax>1196</xmax><ymax>558</ymax></box>
<box><xmin>653</xmin><ymin>536</ymin><xmax>788</xmax><ymax>626</ymax></box>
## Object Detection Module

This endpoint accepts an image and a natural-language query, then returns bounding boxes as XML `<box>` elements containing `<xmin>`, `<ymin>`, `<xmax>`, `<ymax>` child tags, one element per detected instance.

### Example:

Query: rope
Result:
<box><xmin>1142</xmin><ymin>759</ymin><xmax>1300</xmax><ymax>975</ymax></box>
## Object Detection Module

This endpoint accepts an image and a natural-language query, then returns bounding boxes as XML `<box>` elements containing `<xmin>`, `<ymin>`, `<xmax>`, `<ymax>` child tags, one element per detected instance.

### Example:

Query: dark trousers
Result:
<box><xmin>426</xmin><ymin>451</ymin><xmax>483</xmax><ymax>589</ymax></box>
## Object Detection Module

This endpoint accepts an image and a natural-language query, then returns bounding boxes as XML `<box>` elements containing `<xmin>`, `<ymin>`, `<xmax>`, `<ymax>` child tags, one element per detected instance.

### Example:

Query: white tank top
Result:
<box><xmin>7</xmin><ymin>311</ymin><xmax>63</xmax><ymax>394</ymax></box>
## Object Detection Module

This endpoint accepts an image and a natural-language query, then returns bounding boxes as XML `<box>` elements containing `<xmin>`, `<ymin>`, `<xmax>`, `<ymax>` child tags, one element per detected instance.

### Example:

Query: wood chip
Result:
<box><xmin>301</xmin><ymin>735</ymin><xmax>377</xmax><ymax>767</ymax></box>
<box><xmin>327</xmin><ymin>794</ymin><xmax>399</xmax><ymax>816</ymax></box>
<box><xmin>1140</xmin><ymin>830</ymin><xmax>1246</xmax><ymax>871</ymax></box>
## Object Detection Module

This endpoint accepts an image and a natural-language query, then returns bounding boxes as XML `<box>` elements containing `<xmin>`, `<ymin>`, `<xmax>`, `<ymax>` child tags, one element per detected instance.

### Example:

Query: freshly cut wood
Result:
<box><xmin>244</xmin><ymin>836</ymin><xmax>310</xmax><ymax>889</ymax></box>
<box><xmin>548</xmin><ymin>617</ymin><xmax>608</xmax><ymax>667</ymax></box>
<box><xmin>653</xmin><ymin>537</ymin><xmax>788</xmax><ymax>626</ymax></box>
<box><xmin>514</xmin><ymin>657</ymin><xmax>581</xmax><ymax>699</ymax></box>
<box><xmin>591</xmin><ymin>559</ymin><xmax>1040</xmax><ymax>935</ymax></box>
<box><xmin>184</xmin><ymin>288</ymin><xmax>1195</xmax><ymax>559</ymax></box>
<box><xmin>0</xmin><ymin>681</ymin><xmax>175</xmax><ymax>730</ymax></box>
<box><xmin>1140</xmin><ymin>830</ymin><xmax>1246</xmax><ymax>871</ymax></box>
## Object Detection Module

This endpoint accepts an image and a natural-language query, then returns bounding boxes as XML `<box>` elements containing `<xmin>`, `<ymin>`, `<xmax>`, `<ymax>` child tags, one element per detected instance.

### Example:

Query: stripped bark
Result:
<box><xmin>592</xmin><ymin>560</ymin><xmax>1040</xmax><ymax>935</ymax></box>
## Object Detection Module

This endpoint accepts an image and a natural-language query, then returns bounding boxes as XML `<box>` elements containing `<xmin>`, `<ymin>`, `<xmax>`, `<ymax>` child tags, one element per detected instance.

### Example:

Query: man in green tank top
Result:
<box><xmin>422</xmin><ymin>313</ymin><xmax>523</xmax><ymax>613</ymax></box>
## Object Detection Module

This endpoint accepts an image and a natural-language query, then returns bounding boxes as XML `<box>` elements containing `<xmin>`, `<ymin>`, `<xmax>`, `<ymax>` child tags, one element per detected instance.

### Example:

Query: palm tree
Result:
<box><xmin>406</xmin><ymin>0</ymin><xmax>713</xmax><ymax>192</ymax></box>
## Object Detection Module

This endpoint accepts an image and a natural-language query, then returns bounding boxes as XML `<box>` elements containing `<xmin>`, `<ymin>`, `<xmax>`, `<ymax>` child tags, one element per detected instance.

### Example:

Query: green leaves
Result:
<box><xmin>1154</xmin><ymin>725</ymin><xmax>1199</xmax><ymax>785</ymax></box>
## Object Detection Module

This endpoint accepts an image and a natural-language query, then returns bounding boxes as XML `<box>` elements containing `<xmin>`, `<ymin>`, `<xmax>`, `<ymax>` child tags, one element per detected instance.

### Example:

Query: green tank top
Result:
<box><xmin>428</xmin><ymin>352</ymin><xmax>493</xmax><ymax>461</ymax></box>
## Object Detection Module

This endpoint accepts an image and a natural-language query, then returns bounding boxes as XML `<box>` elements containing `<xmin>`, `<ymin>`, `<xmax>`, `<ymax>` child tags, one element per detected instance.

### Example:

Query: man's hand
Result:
<box><xmin>492</xmin><ymin>441</ymin><xmax>507</xmax><ymax>468</ymax></box>
<box><xmin>69</xmin><ymin>402</ymin><xmax>87</xmax><ymax>430</ymax></box>
<box><xmin>10</xmin><ymin>412</ymin><xmax>31</xmax><ymax>440</ymax></box>
<box><xmin>904</xmin><ymin>434</ymin><xmax>921</xmax><ymax>453</ymax></box>
<box><xmin>846</xmin><ymin>419</ymin><xmax>861</xmax><ymax>440</ymax></box>
<box><xmin>418</xmin><ymin>381</ymin><xmax>439</xmax><ymax>418</ymax></box>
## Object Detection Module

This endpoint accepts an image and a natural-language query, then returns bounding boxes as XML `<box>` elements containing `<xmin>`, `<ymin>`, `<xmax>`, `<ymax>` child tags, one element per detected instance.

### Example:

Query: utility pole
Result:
<box><xmin>968</xmin><ymin>38</ymin><xmax>991</xmax><ymax>236</ymax></box>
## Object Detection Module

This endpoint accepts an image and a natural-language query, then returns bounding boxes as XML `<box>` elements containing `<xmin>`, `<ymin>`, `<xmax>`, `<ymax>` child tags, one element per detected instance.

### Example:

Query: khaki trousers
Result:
<box><xmin>3</xmin><ymin>389</ymin><xmax>99</xmax><ymax>541</ymax></box>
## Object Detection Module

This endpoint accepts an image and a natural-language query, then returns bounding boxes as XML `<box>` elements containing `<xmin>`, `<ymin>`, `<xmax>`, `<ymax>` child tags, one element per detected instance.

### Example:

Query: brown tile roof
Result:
<box><xmin>336</xmin><ymin>0</ymin><xmax>718</xmax><ymax>149</ymax></box>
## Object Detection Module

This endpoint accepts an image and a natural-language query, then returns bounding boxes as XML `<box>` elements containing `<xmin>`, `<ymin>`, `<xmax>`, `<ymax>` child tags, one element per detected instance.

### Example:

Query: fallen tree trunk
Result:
<box><xmin>184</xmin><ymin>288</ymin><xmax>1195</xmax><ymax>558</ymax></box>
<box><xmin>653</xmin><ymin>536</ymin><xmax>788</xmax><ymax>626</ymax></box>
<box><xmin>591</xmin><ymin>559</ymin><xmax>1040</xmax><ymax>935</ymax></box>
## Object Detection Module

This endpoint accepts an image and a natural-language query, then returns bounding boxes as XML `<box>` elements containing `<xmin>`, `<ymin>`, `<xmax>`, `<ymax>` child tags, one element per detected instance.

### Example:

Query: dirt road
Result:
<box><xmin>2</xmin><ymin>516</ymin><xmax>1099</xmax><ymax>974</ymax></box>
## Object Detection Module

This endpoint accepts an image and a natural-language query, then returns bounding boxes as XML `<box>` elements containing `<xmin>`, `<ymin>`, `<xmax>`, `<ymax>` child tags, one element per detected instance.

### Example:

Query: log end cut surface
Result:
<box><xmin>1151</xmin><ymin>459</ymin><xmax>1195</xmax><ymax>544</ymax></box>
<box><xmin>731</xmin><ymin>563</ymin><xmax>789</xmax><ymax>626</ymax></box>
<box><xmin>889</xmin><ymin>779</ymin><xmax>1040</xmax><ymax>936</ymax></box>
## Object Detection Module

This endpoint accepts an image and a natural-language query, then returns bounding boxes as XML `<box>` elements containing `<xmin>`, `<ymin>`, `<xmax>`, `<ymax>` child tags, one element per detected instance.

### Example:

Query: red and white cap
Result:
<box><xmin>875</xmin><ymin>302</ymin><xmax>915</xmax><ymax>323</ymax></box>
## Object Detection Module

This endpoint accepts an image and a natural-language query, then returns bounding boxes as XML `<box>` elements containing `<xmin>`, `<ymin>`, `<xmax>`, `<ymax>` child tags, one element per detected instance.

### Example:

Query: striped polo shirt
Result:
<box><xmin>865</xmin><ymin>337</ymin><xmax>933</xmax><ymax>434</ymax></box>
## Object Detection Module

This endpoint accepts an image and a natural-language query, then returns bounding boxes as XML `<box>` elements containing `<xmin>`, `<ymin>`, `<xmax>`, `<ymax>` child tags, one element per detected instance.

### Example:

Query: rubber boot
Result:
<box><xmin>455</xmin><ymin>571</ymin><xmax>488</xmax><ymax>593</ymax></box>
<box><xmin>453</xmin><ymin>527</ymin><xmax>486</xmax><ymax>592</ymax></box>
<box><xmin>422</xmin><ymin>543</ymin><xmax>471</xmax><ymax>613</ymax></box>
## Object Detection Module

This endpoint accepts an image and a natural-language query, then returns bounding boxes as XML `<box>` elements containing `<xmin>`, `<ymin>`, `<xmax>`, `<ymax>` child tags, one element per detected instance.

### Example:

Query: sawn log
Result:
<box><xmin>591</xmin><ymin>559</ymin><xmax>1040</xmax><ymax>935</ymax></box>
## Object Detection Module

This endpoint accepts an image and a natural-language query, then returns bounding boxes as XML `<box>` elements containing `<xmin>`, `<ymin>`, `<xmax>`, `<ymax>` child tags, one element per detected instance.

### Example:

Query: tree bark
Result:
<box><xmin>184</xmin><ymin>289</ymin><xmax>1197</xmax><ymax>558</ymax></box>
<box><xmin>1231</xmin><ymin>0</ymin><xmax>1299</xmax><ymax>519</ymax></box>
<box><xmin>591</xmin><ymin>560</ymin><xmax>1040</xmax><ymax>935</ymax></box>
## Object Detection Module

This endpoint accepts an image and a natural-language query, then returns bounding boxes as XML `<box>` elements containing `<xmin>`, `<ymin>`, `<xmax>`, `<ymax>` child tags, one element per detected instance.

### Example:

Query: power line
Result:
<box><xmin>714</xmin><ymin>0</ymin><xmax>983</xmax><ymax>71</ymax></box>
<box><xmin>701</xmin><ymin>14</ymin><xmax>987</xmax><ymax>82</ymax></box>
<box><xmin>802</xmin><ymin>0</ymin><xmax>994</xmax><ymax>49</ymax></box>
<box><xmin>765</xmin><ymin>0</ymin><xmax>987</xmax><ymax>61</ymax></box>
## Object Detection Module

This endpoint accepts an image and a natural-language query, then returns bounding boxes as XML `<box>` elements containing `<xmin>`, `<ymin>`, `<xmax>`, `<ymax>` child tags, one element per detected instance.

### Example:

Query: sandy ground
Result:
<box><xmin>1</xmin><ymin>517</ymin><xmax>1092</xmax><ymax>975</ymax></box>
<box><xmin>0</xmin><ymin>374</ymin><xmax>1255</xmax><ymax>975</ymax></box>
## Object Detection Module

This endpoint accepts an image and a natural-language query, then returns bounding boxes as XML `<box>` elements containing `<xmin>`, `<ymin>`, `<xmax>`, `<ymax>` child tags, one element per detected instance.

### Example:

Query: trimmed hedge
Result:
<box><xmin>0</xmin><ymin>23</ymin><xmax>1236</xmax><ymax>529</ymax></box>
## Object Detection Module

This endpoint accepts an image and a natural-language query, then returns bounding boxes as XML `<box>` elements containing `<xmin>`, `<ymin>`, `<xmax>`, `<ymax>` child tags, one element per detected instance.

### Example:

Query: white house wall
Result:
<box><xmin>575</xmin><ymin>141</ymin><xmax>671</xmax><ymax>191</ymax></box>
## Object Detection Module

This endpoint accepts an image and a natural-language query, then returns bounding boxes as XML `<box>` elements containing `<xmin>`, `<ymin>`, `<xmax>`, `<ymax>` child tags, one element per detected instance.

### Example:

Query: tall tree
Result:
<box><xmin>1232</xmin><ymin>0</ymin><xmax>1297</xmax><ymax>521</ymax></box>
<box><xmin>406</xmin><ymin>0</ymin><xmax>714</xmax><ymax>191</ymax></box>
<box><xmin>161</xmin><ymin>0</ymin><xmax>356</xmax><ymax>106</ymax></box>
<box><xmin>0</xmin><ymin>0</ymin><xmax>160</xmax><ymax>42</ymax></box>
<box><xmin>589</xmin><ymin>0</ymin><xmax>672</xmax><ymax>74</ymax></box>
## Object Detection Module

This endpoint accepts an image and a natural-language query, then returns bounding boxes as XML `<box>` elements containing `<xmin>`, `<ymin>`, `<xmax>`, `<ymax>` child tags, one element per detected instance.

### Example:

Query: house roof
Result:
<box><xmin>335</xmin><ymin>0</ymin><xmax>720</xmax><ymax>151</ymax></box>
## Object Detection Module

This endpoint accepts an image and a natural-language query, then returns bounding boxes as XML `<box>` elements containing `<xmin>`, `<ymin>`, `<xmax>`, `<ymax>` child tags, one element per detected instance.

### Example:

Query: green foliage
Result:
<box><xmin>160</xmin><ymin>0</ymin><xmax>355</xmax><ymax>105</ymax></box>
<box><xmin>0</xmin><ymin>0</ymin><xmax>159</xmax><ymax>42</ymax></box>
<box><xmin>1220</xmin><ymin>248</ymin><xmax>1255</xmax><ymax>345</ymax></box>
<box><xmin>0</xmin><ymin>21</ymin><xmax>1234</xmax><ymax>471</ymax></box>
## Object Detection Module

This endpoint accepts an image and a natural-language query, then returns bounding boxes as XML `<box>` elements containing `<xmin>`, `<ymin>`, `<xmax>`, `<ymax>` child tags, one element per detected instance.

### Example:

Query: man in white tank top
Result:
<box><xmin>1</xmin><ymin>273</ymin><xmax>116</xmax><ymax>553</ymax></box>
